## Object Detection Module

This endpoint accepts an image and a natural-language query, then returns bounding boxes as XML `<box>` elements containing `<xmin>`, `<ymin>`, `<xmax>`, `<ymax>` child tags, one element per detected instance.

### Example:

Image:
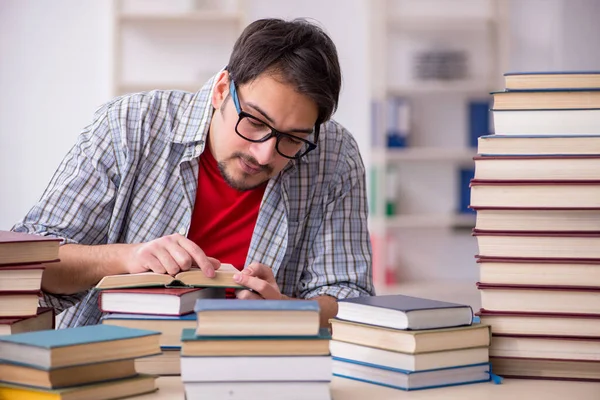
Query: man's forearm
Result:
<box><xmin>41</xmin><ymin>243</ymin><xmax>130</xmax><ymax>295</ymax></box>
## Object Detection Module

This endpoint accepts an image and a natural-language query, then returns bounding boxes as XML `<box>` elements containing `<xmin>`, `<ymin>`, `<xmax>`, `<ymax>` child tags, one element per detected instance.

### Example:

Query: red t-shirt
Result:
<box><xmin>187</xmin><ymin>142</ymin><xmax>266</xmax><ymax>296</ymax></box>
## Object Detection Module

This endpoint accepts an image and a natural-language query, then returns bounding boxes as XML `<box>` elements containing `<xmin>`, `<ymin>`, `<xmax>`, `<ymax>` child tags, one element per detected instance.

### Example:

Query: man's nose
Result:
<box><xmin>249</xmin><ymin>137</ymin><xmax>278</xmax><ymax>166</ymax></box>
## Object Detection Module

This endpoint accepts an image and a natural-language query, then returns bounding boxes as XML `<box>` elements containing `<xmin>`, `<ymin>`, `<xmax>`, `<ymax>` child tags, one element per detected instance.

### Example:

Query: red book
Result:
<box><xmin>0</xmin><ymin>231</ymin><xmax>60</xmax><ymax>265</ymax></box>
<box><xmin>0</xmin><ymin>264</ymin><xmax>45</xmax><ymax>292</ymax></box>
<box><xmin>99</xmin><ymin>287</ymin><xmax>225</xmax><ymax>316</ymax></box>
<box><xmin>0</xmin><ymin>307</ymin><xmax>54</xmax><ymax>335</ymax></box>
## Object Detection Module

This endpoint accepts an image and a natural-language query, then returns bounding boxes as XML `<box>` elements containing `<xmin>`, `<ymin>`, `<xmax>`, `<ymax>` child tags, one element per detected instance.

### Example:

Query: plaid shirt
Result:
<box><xmin>12</xmin><ymin>76</ymin><xmax>374</xmax><ymax>328</ymax></box>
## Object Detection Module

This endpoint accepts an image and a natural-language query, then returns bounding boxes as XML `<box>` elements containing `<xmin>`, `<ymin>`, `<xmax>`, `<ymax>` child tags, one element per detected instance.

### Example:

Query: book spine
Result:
<box><xmin>386</xmin><ymin>97</ymin><xmax>410</xmax><ymax>148</ymax></box>
<box><xmin>468</xmin><ymin>100</ymin><xmax>492</xmax><ymax>147</ymax></box>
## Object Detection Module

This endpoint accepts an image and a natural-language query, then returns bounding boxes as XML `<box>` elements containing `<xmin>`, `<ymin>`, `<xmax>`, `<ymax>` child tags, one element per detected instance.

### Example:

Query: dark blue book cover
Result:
<box><xmin>459</xmin><ymin>168</ymin><xmax>476</xmax><ymax>214</ymax></box>
<box><xmin>338</xmin><ymin>294</ymin><xmax>470</xmax><ymax>312</ymax></box>
<box><xmin>468</xmin><ymin>100</ymin><xmax>491</xmax><ymax>147</ymax></box>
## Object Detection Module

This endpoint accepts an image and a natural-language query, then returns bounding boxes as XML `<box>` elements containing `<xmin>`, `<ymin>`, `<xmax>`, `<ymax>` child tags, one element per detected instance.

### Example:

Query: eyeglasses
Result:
<box><xmin>229</xmin><ymin>79</ymin><xmax>318</xmax><ymax>160</ymax></box>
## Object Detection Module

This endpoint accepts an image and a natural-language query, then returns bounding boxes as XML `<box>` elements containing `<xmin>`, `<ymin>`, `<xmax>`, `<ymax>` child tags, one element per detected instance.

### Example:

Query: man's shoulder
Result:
<box><xmin>317</xmin><ymin>119</ymin><xmax>362</xmax><ymax>158</ymax></box>
<box><xmin>103</xmin><ymin>89</ymin><xmax>195</xmax><ymax>119</ymax></box>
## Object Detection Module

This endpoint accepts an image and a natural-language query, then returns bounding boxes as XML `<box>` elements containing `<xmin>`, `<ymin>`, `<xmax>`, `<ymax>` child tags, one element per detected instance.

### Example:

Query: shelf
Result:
<box><xmin>387</xmin><ymin>16</ymin><xmax>494</xmax><ymax>32</ymax></box>
<box><xmin>387</xmin><ymin>82</ymin><xmax>492</xmax><ymax>95</ymax></box>
<box><xmin>371</xmin><ymin>147</ymin><xmax>476</xmax><ymax>162</ymax></box>
<box><xmin>370</xmin><ymin>213</ymin><xmax>476</xmax><ymax>229</ymax></box>
<box><xmin>118</xmin><ymin>11</ymin><xmax>243</xmax><ymax>23</ymax></box>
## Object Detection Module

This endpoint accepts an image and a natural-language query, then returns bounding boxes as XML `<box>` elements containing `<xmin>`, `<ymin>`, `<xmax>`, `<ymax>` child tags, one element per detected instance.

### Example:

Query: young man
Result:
<box><xmin>12</xmin><ymin>18</ymin><xmax>374</xmax><ymax>328</ymax></box>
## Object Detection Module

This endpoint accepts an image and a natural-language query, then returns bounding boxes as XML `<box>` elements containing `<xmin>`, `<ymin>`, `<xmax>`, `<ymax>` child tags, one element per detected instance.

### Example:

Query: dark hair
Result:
<box><xmin>227</xmin><ymin>18</ymin><xmax>342</xmax><ymax>128</ymax></box>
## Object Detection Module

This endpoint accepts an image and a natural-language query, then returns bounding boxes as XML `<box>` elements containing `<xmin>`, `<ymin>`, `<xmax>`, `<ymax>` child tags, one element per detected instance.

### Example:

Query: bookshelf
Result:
<box><xmin>111</xmin><ymin>0</ymin><xmax>245</xmax><ymax>97</ymax></box>
<box><xmin>368</xmin><ymin>0</ymin><xmax>509</xmax><ymax>289</ymax></box>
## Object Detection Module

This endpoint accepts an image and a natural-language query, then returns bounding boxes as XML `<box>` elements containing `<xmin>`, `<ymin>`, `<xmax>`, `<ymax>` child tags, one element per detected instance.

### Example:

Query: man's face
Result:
<box><xmin>209</xmin><ymin>71</ymin><xmax>318</xmax><ymax>191</ymax></box>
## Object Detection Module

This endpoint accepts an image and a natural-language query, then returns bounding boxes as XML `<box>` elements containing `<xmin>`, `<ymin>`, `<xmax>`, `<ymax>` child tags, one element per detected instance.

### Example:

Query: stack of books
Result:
<box><xmin>0</xmin><ymin>324</ymin><xmax>161</xmax><ymax>399</ymax></box>
<box><xmin>180</xmin><ymin>299</ymin><xmax>331</xmax><ymax>400</ymax></box>
<box><xmin>98</xmin><ymin>263</ymin><xmax>241</xmax><ymax>376</ymax></box>
<box><xmin>471</xmin><ymin>71</ymin><xmax>600</xmax><ymax>381</ymax></box>
<box><xmin>0</xmin><ymin>231</ymin><xmax>59</xmax><ymax>335</ymax></box>
<box><xmin>330</xmin><ymin>294</ymin><xmax>492</xmax><ymax>391</ymax></box>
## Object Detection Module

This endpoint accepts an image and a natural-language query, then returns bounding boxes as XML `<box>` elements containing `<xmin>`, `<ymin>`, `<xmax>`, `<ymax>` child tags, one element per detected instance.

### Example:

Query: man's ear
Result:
<box><xmin>211</xmin><ymin>70</ymin><xmax>230</xmax><ymax>110</ymax></box>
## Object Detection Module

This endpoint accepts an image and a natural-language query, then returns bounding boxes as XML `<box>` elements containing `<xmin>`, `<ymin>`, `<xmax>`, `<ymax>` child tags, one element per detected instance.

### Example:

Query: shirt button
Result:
<box><xmin>179</xmin><ymin>228</ymin><xmax>186</xmax><ymax>235</ymax></box>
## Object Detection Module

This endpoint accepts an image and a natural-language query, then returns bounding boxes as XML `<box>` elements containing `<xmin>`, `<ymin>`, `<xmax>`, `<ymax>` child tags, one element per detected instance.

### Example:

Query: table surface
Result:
<box><xmin>141</xmin><ymin>376</ymin><xmax>600</xmax><ymax>399</ymax></box>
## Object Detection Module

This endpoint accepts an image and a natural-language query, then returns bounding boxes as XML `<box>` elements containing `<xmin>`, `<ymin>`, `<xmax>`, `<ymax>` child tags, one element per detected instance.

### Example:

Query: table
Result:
<box><xmin>141</xmin><ymin>376</ymin><xmax>600</xmax><ymax>399</ymax></box>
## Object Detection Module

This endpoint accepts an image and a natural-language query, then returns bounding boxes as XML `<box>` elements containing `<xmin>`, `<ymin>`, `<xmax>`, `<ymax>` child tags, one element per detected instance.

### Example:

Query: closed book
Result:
<box><xmin>330</xmin><ymin>340</ymin><xmax>489</xmax><ymax>372</ymax></box>
<box><xmin>477</xmin><ymin>257</ymin><xmax>600</xmax><ymax>287</ymax></box>
<box><xmin>0</xmin><ymin>325</ymin><xmax>161</xmax><ymax>369</ymax></box>
<box><xmin>470</xmin><ymin>180</ymin><xmax>600</xmax><ymax>208</ymax></box>
<box><xmin>194</xmin><ymin>299</ymin><xmax>320</xmax><ymax>336</ymax></box>
<box><xmin>95</xmin><ymin>263</ymin><xmax>242</xmax><ymax>290</ymax></box>
<box><xmin>0</xmin><ymin>231</ymin><xmax>60</xmax><ymax>265</ymax></box>
<box><xmin>490</xmin><ymin>335</ymin><xmax>600</xmax><ymax>361</ymax></box>
<box><xmin>0</xmin><ymin>290</ymin><xmax>40</xmax><ymax>317</ymax></box>
<box><xmin>477</xmin><ymin>134</ymin><xmax>600</xmax><ymax>156</ymax></box>
<box><xmin>0</xmin><ymin>264</ymin><xmax>44</xmax><ymax>292</ymax></box>
<box><xmin>336</xmin><ymin>294</ymin><xmax>473</xmax><ymax>330</ymax></box>
<box><xmin>492</xmin><ymin>89</ymin><xmax>600</xmax><ymax>110</ymax></box>
<box><xmin>184</xmin><ymin>381</ymin><xmax>331</xmax><ymax>400</ymax></box>
<box><xmin>99</xmin><ymin>287</ymin><xmax>225</xmax><ymax>316</ymax></box>
<box><xmin>473</xmin><ymin>230</ymin><xmax>600</xmax><ymax>259</ymax></box>
<box><xmin>491</xmin><ymin>356</ymin><xmax>600</xmax><ymax>381</ymax></box>
<box><xmin>473</xmin><ymin>155</ymin><xmax>600</xmax><ymax>181</ymax></box>
<box><xmin>492</xmin><ymin>109</ymin><xmax>600</xmax><ymax>135</ymax></box>
<box><xmin>0</xmin><ymin>358</ymin><xmax>137</xmax><ymax>389</ymax></box>
<box><xmin>477</xmin><ymin>309</ymin><xmax>600</xmax><ymax>338</ymax></box>
<box><xmin>477</xmin><ymin>282</ymin><xmax>600</xmax><ymax>315</ymax></box>
<box><xmin>102</xmin><ymin>312</ymin><xmax>196</xmax><ymax>348</ymax></box>
<box><xmin>0</xmin><ymin>308</ymin><xmax>54</xmax><ymax>335</ymax></box>
<box><xmin>330</xmin><ymin>319</ymin><xmax>490</xmax><ymax>354</ymax></box>
<box><xmin>134</xmin><ymin>349</ymin><xmax>181</xmax><ymax>376</ymax></box>
<box><xmin>180</xmin><ymin>327</ymin><xmax>331</xmax><ymax>357</ymax></box>
<box><xmin>473</xmin><ymin>207</ymin><xmax>600</xmax><ymax>232</ymax></box>
<box><xmin>180</xmin><ymin>355</ymin><xmax>331</xmax><ymax>382</ymax></box>
<box><xmin>332</xmin><ymin>358</ymin><xmax>490</xmax><ymax>391</ymax></box>
<box><xmin>0</xmin><ymin>374</ymin><xmax>156</xmax><ymax>400</ymax></box>
<box><xmin>504</xmin><ymin>71</ymin><xmax>600</xmax><ymax>90</ymax></box>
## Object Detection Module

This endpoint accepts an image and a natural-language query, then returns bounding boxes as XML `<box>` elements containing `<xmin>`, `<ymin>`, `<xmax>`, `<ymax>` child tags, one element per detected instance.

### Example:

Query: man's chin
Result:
<box><xmin>224</xmin><ymin>173</ymin><xmax>268</xmax><ymax>192</ymax></box>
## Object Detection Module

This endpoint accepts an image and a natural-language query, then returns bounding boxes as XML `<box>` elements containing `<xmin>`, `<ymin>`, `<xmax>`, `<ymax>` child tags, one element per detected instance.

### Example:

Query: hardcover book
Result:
<box><xmin>0</xmin><ymin>231</ymin><xmax>60</xmax><ymax>265</ymax></box>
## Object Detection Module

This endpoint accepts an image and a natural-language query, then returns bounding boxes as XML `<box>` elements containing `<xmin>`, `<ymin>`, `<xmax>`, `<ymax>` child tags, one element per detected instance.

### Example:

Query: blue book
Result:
<box><xmin>468</xmin><ymin>100</ymin><xmax>491</xmax><ymax>147</ymax></box>
<box><xmin>333</xmin><ymin>358</ymin><xmax>491</xmax><ymax>391</ymax></box>
<box><xmin>458</xmin><ymin>168</ymin><xmax>476</xmax><ymax>214</ymax></box>
<box><xmin>504</xmin><ymin>71</ymin><xmax>600</xmax><ymax>91</ymax></box>
<box><xmin>0</xmin><ymin>325</ymin><xmax>161</xmax><ymax>369</ymax></box>
<box><xmin>336</xmin><ymin>294</ymin><xmax>473</xmax><ymax>330</ymax></box>
<box><xmin>477</xmin><ymin>134</ymin><xmax>600</xmax><ymax>156</ymax></box>
<box><xmin>194</xmin><ymin>299</ymin><xmax>321</xmax><ymax>337</ymax></box>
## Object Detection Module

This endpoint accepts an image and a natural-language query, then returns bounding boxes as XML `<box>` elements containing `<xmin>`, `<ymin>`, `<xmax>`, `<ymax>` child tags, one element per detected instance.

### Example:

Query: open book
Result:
<box><xmin>95</xmin><ymin>263</ymin><xmax>243</xmax><ymax>290</ymax></box>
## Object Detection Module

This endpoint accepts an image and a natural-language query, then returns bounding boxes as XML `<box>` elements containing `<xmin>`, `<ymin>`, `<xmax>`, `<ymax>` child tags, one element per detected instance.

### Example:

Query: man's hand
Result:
<box><xmin>124</xmin><ymin>233</ymin><xmax>220</xmax><ymax>277</ymax></box>
<box><xmin>233</xmin><ymin>262</ymin><xmax>283</xmax><ymax>300</ymax></box>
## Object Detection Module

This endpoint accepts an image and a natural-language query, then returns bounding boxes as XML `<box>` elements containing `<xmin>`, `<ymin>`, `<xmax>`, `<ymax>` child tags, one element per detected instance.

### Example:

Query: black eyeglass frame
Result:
<box><xmin>229</xmin><ymin>79</ymin><xmax>319</xmax><ymax>160</ymax></box>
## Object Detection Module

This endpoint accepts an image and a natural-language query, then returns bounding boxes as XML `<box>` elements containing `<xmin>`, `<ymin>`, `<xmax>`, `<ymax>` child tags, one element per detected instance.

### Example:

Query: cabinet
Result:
<box><xmin>111</xmin><ymin>0</ymin><xmax>246</xmax><ymax>96</ymax></box>
<box><xmin>368</xmin><ymin>0</ymin><xmax>509</xmax><ymax>288</ymax></box>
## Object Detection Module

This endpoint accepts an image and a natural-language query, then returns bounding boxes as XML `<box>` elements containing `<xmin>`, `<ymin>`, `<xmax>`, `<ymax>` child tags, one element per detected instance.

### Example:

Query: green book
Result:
<box><xmin>0</xmin><ymin>325</ymin><xmax>161</xmax><ymax>369</ymax></box>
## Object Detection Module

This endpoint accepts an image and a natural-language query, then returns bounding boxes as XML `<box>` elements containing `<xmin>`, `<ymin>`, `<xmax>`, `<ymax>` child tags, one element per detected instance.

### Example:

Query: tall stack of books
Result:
<box><xmin>0</xmin><ymin>231</ymin><xmax>58</xmax><ymax>335</ymax></box>
<box><xmin>471</xmin><ymin>71</ymin><xmax>600</xmax><ymax>381</ymax></box>
<box><xmin>181</xmin><ymin>299</ymin><xmax>331</xmax><ymax>400</ymax></box>
<box><xmin>0</xmin><ymin>324</ymin><xmax>161</xmax><ymax>399</ymax></box>
<box><xmin>330</xmin><ymin>294</ymin><xmax>493</xmax><ymax>391</ymax></box>
<box><xmin>98</xmin><ymin>263</ymin><xmax>241</xmax><ymax>376</ymax></box>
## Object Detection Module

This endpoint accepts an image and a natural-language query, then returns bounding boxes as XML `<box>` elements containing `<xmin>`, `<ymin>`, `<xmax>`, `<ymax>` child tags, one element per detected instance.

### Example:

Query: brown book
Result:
<box><xmin>490</xmin><ymin>335</ymin><xmax>600</xmax><ymax>361</ymax></box>
<box><xmin>0</xmin><ymin>231</ymin><xmax>60</xmax><ymax>265</ymax></box>
<box><xmin>0</xmin><ymin>374</ymin><xmax>157</xmax><ymax>400</ymax></box>
<box><xmin>0</xmin><ymin>264</ymin><xmax>45</xmax><ymax>292</ymax></box>
<box><xmin>0</xmin><ymin>307</ymin><xmax>54</xmax><ymax>335</ymax></box>
<box><xmin>470</xmin><ymin>179</ymin><xmax>600</xmax><ymax>208</ymax></box>
<box><xmin>102</xmin><ymin>313</ymin><xmax>196</xmax><ymax>348</ymax></box>
<box><xmin>134</xmin><ymin>349</ymin><xmax>181</xmax><ymax>376</ymax></box>
<box><xmin>473</xmin><ymin>207</ymin><xmax>600</xmax><ymax>232</ymax></box>
<box><xmin>329</xmin><ymin>318</ymin><xmax>491</xmax><ymax>354</ymax></box>
<box><xmin>95</xmin><ymin>263</ymin><xmax>242</xmax><ymax>290</ymax></box>
<box><xmin>492</xmin><ymin>89</ymin><xmax>600</xmax><ymax>110</ymax></box>
<box><xmin>477</xmin><ymin>282</ymin><xmax>600</xmax><ymax>315</ymax></box>
<box><xmin>504</xmin><ymin>71</ymin><xmax>600</xmax><ymax>90</ymax></box>
<box><xmin>0</xmin><ymin>290</ymin><xmax>40</xmax><ymax>317</ymax></box>
<box><xmin>473</xmin><ymin>155</ymin><xmax>600</xmax><ymax>181</ymax></box>
<box><xmin>477</xmin><ymin>134</ymin><xmax>600</xmax><ymax>156</ymax></box>
<box><xmin>491</xmin><ymin>356</ymin><xmax>600</xmax><ymax>381</ymax></box>
<box><xmin>476</xmin><ymin>256</ymin><xmax>600</xmax><ymax>287</ymax></box>
<box><xmin>477</xmin><ymin>309</ymin><xmax>600</xmax><ymax>338</ymax></box>
<box><xmin>0</xmin><ymin>358</ymin><xmax>137</xmax><ymax>389</ymax></box>
<box><xmin>473</xmin><ymin>230</ymin><xmax>600</xmax><ymax>259</ymax></box>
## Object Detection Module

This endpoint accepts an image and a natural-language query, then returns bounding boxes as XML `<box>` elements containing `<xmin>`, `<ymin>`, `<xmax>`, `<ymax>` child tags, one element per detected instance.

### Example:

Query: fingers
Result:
<box><xmin>151</xmin><ymin>246</ymin><xmax>183</xmax><ymax>276</ymax></box>
<box><xmin>235</xmin><ymin>289</ymin><xmax>262</xmax><ymax>300</ymax></box>
<box><xmin>177</xmin><ymin>235</ymin><xmax>216</xmax><ymax>278</ymax></box>
<box><xmin>207</xmin><ymin>257</ymin><xmax>222</xmax><ymax>270</ymax></box>
<box><xmin>233</xmin><ymin>270</ymin><xmax>281</xmax><ymax>300</ymax></box>
<box><xmin>245</xmin><ymin>263</ymin><xmax>276</xmax><ymax>283</ymax></box>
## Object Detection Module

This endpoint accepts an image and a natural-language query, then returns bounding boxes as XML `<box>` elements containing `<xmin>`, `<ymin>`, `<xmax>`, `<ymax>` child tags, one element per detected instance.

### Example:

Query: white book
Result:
<box><xmin>184</xmin><ymin>381</ymin><xmax>331</xmax><ymax>400</ymax></box>
<box><xmin>493</xmin><ymin>109</ymin><xmax>600</xmax><ymax>135</ymax></box>
<box><xmin>180</xmin><ymin>355</ymin><xmax>331</xmax><ymax>382</ymax></box>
